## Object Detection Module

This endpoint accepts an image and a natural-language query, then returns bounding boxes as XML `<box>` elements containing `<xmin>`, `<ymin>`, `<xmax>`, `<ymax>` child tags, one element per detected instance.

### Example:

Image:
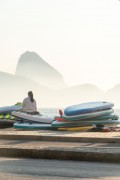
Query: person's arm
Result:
<box><xmin>34</xmin><ymin>100</ymin><xmax>37</xmax><ymax>111</ymax></box>
<box><xmin>22</xmin><ymin>99</ymin><xmax>25</xmax><ymax>110</ymax></box>
<box><xmin>34</xmin><ymin>101</ymin><xmax>42</xmax><ymax>115</ymax></box>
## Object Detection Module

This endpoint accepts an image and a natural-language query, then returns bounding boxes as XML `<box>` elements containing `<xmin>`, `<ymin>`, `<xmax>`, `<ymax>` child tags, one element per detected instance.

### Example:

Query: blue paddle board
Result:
<box><xmin>62</xmin><ymin>109</ymin><xmax>113</xmax><ymax>121</ymax></box>
<box><xmin>0</xmin><ymin>105</ymin><xmax>22</xmax><ymax>114</ymax></box>
<box><xmin>64</xmin><ymin>101</ymin><xmax>114</xmax><ymax>116</ymax></box>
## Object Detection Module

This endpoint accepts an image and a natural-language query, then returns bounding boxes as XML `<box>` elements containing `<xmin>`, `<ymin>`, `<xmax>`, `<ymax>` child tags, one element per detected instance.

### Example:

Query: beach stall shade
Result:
<box><xmin>64</xmin><ymin>101</ymin><xmax>114</xmax><ymax>116</ymax></box>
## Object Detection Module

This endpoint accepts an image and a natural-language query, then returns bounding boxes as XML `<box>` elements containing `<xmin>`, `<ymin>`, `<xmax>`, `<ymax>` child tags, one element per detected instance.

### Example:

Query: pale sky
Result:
<box><xmin>0</xmin><ymin>0</ymin><xmax>120</xmax><ymax>91</ymax></box>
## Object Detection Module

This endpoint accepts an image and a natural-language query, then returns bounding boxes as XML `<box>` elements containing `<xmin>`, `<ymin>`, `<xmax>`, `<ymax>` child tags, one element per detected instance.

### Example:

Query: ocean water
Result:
<box><xmin>114</xmin><ymin>109</ymin><xmax>120</xmax><ymax>116</ymax></box>
<box><xmin>39</xmin><ymin>108</ymin><xmax>61</xmax><ymax>117</ymax></box>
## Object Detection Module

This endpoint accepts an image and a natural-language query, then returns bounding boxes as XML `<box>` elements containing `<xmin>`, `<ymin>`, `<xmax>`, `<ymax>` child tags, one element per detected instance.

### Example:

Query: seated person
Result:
<box><xmin>22</xmin><ymin>91</ymin><xmax>40</xmax><ymax>115</ymax></box>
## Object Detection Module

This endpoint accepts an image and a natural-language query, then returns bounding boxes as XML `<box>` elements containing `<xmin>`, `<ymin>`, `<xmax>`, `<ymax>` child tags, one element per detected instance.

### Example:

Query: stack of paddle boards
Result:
<box><xmin>52</xmin><ymin>101</ymin><xmax>120</xmax><ymax>131</ymax></box>
<box><xmin>12</xmin><ymin>111</ymin><xmax>56</xmax><ymax>130</ymax></box>
<box><xmin>0</xmin><ymin>104</ymin><xmax>22</xmax><ymax>127</ymax></box>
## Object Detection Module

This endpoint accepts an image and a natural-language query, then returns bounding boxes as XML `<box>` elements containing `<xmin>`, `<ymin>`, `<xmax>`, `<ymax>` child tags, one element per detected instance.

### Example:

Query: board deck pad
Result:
<box><xmin>62</xmin><ymin>109</ymin><xmax>114</xmax><ymax>121</ymax></box>
<box><xmin>13</xmin><ymin>122</ymin><xmax>56</xmax><ymax>130</ymax></box>
<box><xmin>52</xmin><ymin>119</ymin><xmax>120</xmax><ymax>127</ymax></box>
<box><xmin>64</xmin><ymin>101</ymin><xmax>114</xmax><ymax>116</ymax></box>
<box><xmin>58</xmin><ymin>126</ymin><xmax>92</xmax><ymax>131</ymax></box>
<box><xmin>12</xmin><ymin>111</ymin><xmax>54</xmax><ymax>124</ymax></box>
<box><xmin>0</xmin><ymin>105</ymin><xmax>22</xmax><ymax>114</ymax></box>
<box><xmin>55</xmin><ymin>113</ymin><xmax>119</xmax><ymax>122</ymax></box>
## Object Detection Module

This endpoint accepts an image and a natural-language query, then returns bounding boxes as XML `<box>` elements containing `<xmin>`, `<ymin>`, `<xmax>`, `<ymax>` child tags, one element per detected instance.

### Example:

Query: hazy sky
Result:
<box><xmin>0</xmin><ymin>0</ymin><xmax>120</xmax><ymax>91</ymax></box>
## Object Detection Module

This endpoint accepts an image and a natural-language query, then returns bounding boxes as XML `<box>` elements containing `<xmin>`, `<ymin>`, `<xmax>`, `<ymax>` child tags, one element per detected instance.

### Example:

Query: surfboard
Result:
<box><xmin>13</xmin><ymin>122</ymin><xmax>56</xmax><ymax>130</ymax></box>
<box><xmin>55</xmin><ymin>113</ymin><xmax>119</xmax><ymax>122</ymax></box>
<box><xmin>61</xmin><ymin>109</ymin><xmax>113</xmax><ymax>121</ymax></box>
<box><xmin>0</xmin><ymin>112</ymin><xmax>18</xmax><ymax>126</ymax></box>
<box><xmin>52</xmin><ymin>119</ymin><xmax>120</xmax><ymax>127</ymax></box>
<box><xmin>0</xmin><ymin>119</ymin><xmax>15</xmax><ymax>126</ymax></box>
<box><xmin>58</xmin><ymin>126</ymin><xmax>92</xmax><ymax>131</ymax></box>
<box><xmin>64</xmin><ymin>101</ymin><xmax>114</xmax><ymax>116</ymax></box>
<box><xmin>91</xmin><ymin>114</ymin><xmax>119</xmax><ymax>120</ymax></box>
<box><xmin>0</xmin><ymin>113</ymin><xmax>18</xmax><ymax>120</ymax></box>
<box><xmin>0</xmin><ymin>105</ymin><xmax>22</xmax><ymax>114</ymax></box>
<box><xmin>12</xmin><ymin>111</ymin><xmax>54</xmax><ymax>124</ymax></box>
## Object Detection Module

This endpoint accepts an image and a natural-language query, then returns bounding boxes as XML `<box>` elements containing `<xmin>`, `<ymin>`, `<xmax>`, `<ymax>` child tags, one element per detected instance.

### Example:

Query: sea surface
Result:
<box><xmin>114</xmin><ymin>109</ymin><xmax>120</xmax><ymax>116</ymax></box>
<box><xmin>39</xmin><ymin>108</ymin><xmax>62</xmax><ymax>117</ymax></box>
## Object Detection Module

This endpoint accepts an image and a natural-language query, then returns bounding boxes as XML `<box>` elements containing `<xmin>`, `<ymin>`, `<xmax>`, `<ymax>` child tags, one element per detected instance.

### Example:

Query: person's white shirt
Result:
<box><xmin>22</xmin><ymin>97</ymin><xmax>37</xmax><ymax>112</ymax></box>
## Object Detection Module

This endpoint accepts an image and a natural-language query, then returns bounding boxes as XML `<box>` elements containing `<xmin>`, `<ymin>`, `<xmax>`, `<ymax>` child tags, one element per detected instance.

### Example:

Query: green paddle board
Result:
<box><xmin>14</xmin><ymin>122</ymin><xmax>57</xmax><ymax>130</ymax></box>
<box><xmin>52</xmin><ymin>119</ymin><xmax>120</xmax><ymax>127</ymax></box>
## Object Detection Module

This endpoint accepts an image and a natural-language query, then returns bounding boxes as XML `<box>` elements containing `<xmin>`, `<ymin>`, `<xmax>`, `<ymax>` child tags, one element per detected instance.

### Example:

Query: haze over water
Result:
<box><xmin>0</xmin><ymin>1</ymin><xmax>120</xmax><ymax>109</ymax></box>
<box><xmin>0</xmin><ymin>0</ymin><xmax>120</xmax><ymax>91</ymax></box>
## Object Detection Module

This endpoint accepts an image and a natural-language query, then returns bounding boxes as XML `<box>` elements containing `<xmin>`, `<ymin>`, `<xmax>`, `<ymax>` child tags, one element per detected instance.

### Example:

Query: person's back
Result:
<box><xmin>22</xmin><ymin>91</ymin><xmax>39</xmax><ymax>113</ymax></box>
<box><xmin>22</xmin><ymin>96</ymin><xmax>37</xmax><ymax>113</ymax></box>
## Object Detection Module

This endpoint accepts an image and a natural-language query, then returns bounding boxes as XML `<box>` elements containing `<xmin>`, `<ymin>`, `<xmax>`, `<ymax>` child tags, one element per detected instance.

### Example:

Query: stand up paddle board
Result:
<box><xmin>61</xmin><ymin>109</ymin><xmax>113</xmax><ymax>121</ymax></box>
<box><xmin>12</xmin><ymin>111</ymin><xmax>54</xmax><ymax>124</ymax></box>
<box><xmin>13</xmin><ymin>122</ymin><xmax>56</xmax><ymax>130</ymax></box>
<box><xmin>55</xmin><ymin>113</ymin><xmax>119</xmax><ymax>122</ymax></box>
<box><xmin>58</xmin><ymin>126</ymin><xmax>92</xmax><ymax>131</ymax></box>
<box><xmin>52</xmin><ymin>119</ymin><xmax>120</xmax><ymax>127</ymax></box>
<box><xmin>0</xmin><ymin>105</ymin><xmax>22</xmax><ymax>114</ymax></box>
<box><xmin>64</xmin><ymin>101</ymin><xmax>114</xmax><ymax>116</ymax></box>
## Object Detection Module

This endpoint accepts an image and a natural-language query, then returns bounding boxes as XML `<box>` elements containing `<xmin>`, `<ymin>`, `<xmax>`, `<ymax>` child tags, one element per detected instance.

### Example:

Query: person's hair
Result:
<box><xmin>28</xmin><ymin>91</ymin><xmax>34</xmax><ymax>103</ymax></box>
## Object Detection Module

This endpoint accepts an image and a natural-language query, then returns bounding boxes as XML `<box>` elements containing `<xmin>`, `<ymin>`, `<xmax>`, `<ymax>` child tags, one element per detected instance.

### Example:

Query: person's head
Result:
<box><xmin>28</xmin><ymin>91</ymin><xmax>34</xmax><ymax>102</ymax></box>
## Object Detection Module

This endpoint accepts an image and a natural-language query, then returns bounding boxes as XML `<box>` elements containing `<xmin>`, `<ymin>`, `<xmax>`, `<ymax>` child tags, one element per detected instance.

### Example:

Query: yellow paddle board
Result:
<box><xmin>58</xmin><ymin>126</ymin><xmax>92</xmax><ymax>131</ymax></box>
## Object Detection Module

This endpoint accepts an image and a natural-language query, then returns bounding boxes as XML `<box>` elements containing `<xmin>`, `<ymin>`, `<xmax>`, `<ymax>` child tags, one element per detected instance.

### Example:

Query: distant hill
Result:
<box><xmin>15</xmin><ymin>51</ymin><xmax>67</xmax><ymax>90</ymax></box>
<box><xmin>0</xmin><ymin>71</ymin><xmax>105</xmax><ymax>107</ymax></box>
<box><xmin>55</xmin><ymin>84</ymin><xmax>104</xmax><ymax>107</ymax></box>
<box><xmin>0</xmin><ymin>71</ymin><xmax>55</xmax><ymax>107</ymax></box>
<box><xmin>105</xmin><ymin>85</ymin><xmax>120</xmax><ymax>108</ymax></box>
<box><xmin>0</xmin><ymin>50</ymin><xmax>119</xmax><ymax>108</ymax></box>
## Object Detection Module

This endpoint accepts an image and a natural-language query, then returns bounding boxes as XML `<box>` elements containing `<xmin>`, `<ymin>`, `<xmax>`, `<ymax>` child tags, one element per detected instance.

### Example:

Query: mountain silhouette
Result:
<box><xmin>15</xmin><ymin>51</ymin><xmax>67</xmax><ymax>90</ymax></box>
<box><xmin>0</xmin><ymin>71</ymin><xmax>55</xmax><ymax>107</ymax></box>
<box><xmin>105</xmin><ymin>85</ymin><xmax>120</xmax><ymax>108</ymax></box>
<box><xmin>0</xmin><ymin>51</ymin><xmax>119</xmax><ymax>108</ymax></box>
<box><xmin>0</xmin><ymin>71</ymin><xmax>105</xmax><ymax>107</ymax></box>
<box><xmin>56</xmin><ymin>84</ymin><xmax>104</xmax><ymax>107</ymax></box>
